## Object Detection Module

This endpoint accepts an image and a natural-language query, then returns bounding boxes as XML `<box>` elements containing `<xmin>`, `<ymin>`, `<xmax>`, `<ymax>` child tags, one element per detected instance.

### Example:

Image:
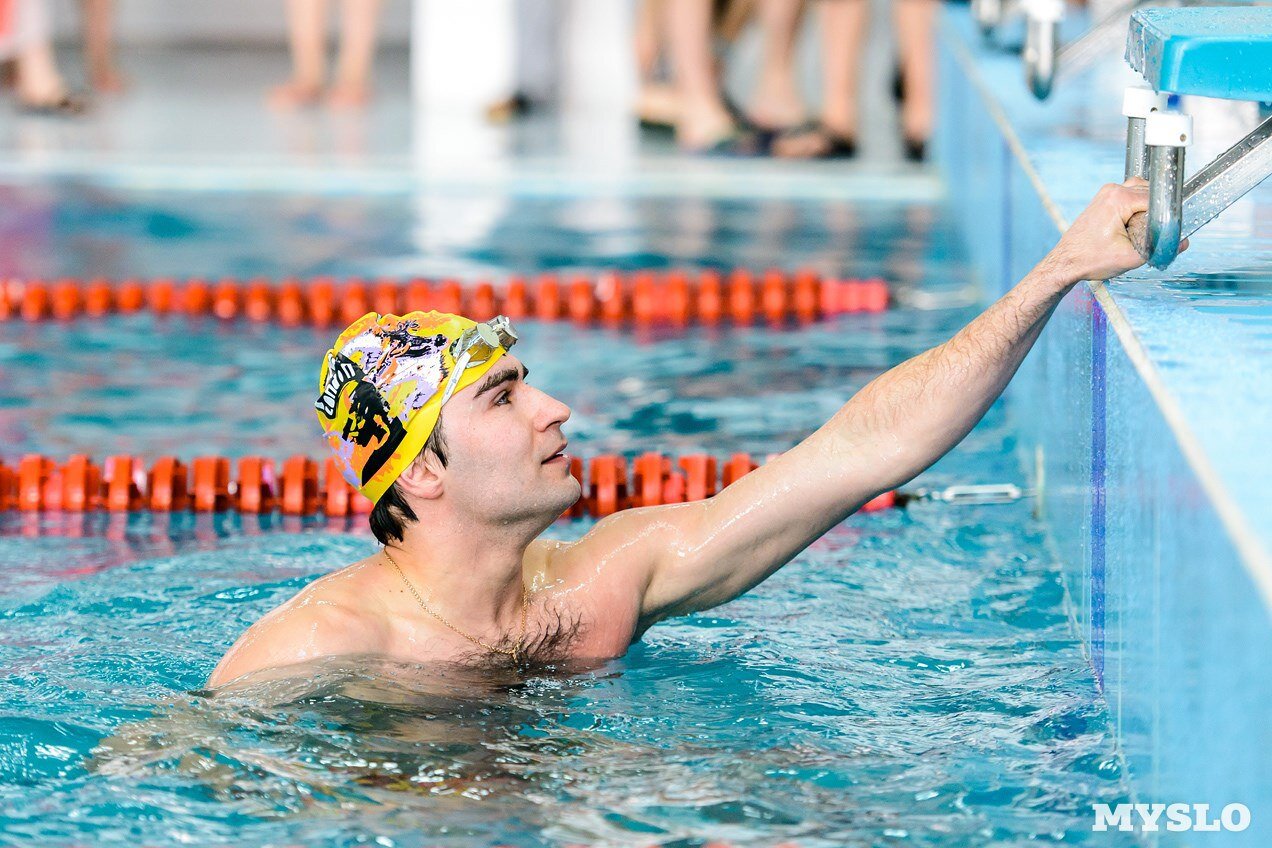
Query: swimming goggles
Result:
<box><xmin>439</xmin><ymin>315</ymin><xmax>519</xmax><ymax>406</ymax></box>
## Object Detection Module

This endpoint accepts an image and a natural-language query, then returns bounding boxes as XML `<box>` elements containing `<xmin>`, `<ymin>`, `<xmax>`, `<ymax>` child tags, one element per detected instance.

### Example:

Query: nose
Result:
<box><xmin>533</xmin><ymin>386</ymin><xmax>571</xmax><ymax>430</ymax></box>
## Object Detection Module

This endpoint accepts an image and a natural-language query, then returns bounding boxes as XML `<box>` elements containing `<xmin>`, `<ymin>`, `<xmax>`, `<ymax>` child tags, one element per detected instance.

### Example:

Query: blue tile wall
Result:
<box><xmin>937</xmin><ymin>9</ymin><xmax>1272</xmax><ymax>843</ymax></box>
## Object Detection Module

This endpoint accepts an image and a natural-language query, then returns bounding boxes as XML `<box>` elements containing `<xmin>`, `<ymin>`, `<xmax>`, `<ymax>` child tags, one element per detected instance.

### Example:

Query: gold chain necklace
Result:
<box><xmin>381</xmin><ymin>547</ymin><xmax>530</xmax><ymax>663</ymax></box>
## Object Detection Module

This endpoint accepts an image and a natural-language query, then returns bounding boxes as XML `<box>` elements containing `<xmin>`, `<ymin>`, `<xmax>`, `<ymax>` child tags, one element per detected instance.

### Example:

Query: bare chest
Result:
<box><xmin>381</xmin><ymin>584</ymin><xmax>638</xmax><ymax>669</ymax></box>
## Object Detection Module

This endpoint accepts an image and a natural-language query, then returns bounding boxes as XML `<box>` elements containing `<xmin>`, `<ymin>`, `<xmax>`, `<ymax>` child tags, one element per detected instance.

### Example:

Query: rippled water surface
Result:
<box><xmin>0</xmin><ymin>499</ymin><xmax>1128</xmax><ymax>847</ymax></box>
<box><xmin>0</xmin><ymin>192</ymin><xmax>1128</xmax><ymax>846</ymax></box>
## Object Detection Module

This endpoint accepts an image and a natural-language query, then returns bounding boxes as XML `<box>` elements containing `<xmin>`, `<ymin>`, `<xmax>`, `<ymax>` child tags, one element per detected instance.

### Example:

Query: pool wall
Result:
<box><xmin>937</xmin><ymin>10</ymin><xmax>1271</xmax><ymax>842</ymax></box>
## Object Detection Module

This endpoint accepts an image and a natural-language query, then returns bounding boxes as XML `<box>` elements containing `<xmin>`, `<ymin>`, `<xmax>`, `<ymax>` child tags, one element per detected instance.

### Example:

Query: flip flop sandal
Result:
<box><xmin>903</xmin><ymin>136</ymin><xmax>928</xmax><ymax>162</ymax></box>
<box><xmin>726</xmin><ymin>100</ymin><xmax>812</xmax><ymax>153</ymax></box>
<box><xmin>18</xmin><ymin>92</ymin><xmax>87</xmax><ymax>116</ymax></box>
<box><xmin>691</xmin><ymin>128</ymin><xmax>767</xmax><ymax>158</ymax></box>
<box><xmin>487</xmin><ymin>92</ymin><xmax>535</xmax><ymax>124</ymax></box>
<box><xmin>637</xmin><ymin>116</ymin><xmax>677</xmax><ymax>135</ymax></box>
<box><xmin>773</xmin><ymin>124</ymin><xmax>858</xmax><ymax>160</ymax></box>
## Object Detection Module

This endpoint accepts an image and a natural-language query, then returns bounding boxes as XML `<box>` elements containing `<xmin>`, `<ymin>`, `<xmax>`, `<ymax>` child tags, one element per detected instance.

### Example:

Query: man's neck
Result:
<box><xmin>385</xmin><ymin>512</ymin><xmax>542</xmax><ymax>632</ymax></box>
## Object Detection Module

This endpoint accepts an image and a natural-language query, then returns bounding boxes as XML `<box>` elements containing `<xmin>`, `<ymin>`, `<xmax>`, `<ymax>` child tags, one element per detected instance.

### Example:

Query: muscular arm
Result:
<box><xmin>576</xmin><ymin>181</ymin><xmax>1157</xmax><ymax>627</ymax></box>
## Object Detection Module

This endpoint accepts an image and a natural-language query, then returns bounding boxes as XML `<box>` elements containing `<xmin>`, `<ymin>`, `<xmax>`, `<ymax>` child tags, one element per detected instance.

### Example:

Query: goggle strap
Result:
<box><xmin>439</xmin><ymin>349</ymin><xmax>473</xmax><ymax>407</ymax></box>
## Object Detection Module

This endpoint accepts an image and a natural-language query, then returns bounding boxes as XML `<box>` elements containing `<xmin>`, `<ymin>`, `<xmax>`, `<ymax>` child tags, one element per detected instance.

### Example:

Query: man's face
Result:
<box><xmin>435</xmin><ymin>354</ymin><xmax>581</xmax><ymax>525</ymax></box>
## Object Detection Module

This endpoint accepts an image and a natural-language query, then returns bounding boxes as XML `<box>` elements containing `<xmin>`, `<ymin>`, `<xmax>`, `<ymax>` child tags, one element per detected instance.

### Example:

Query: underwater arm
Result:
<box><xmin>634</xmin><ymin>181</ymin><xmax>1155</xmax><ymax>622</ymax></box>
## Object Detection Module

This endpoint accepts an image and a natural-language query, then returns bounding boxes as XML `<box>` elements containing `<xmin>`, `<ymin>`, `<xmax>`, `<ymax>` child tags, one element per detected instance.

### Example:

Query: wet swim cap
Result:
<box><xmin>316</xmin><ymin>311</ymin><xmax>518</xmax><ymax>504</ymax></box>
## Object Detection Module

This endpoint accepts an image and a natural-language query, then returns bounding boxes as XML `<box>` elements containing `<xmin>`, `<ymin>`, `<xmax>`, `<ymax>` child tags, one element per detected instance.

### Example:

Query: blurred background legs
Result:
<box><xmin>270</xmin><ymin>0</ymin><xmax>328</xmax><ymax>108</ymax></box>
<box><xmin>633</xmin><ymin>0</ymin><xmax>678</xmax><ymax>131</ymax></box>
<box><xmin>0</xmin><ymin>0</ymin><xmax>934</xmax><ymax>165</ymax></box>
<box><xmin>328</xmin><ymin>0</ymin><xmax>381</xmax><ymax>108</ymax></box>
<box><xmin>271</xmin><ymin>0</ymin><xmax>382</xmax><ymax>109</ymax></box>
<box><xmin>771</xmin><ymin>0</ymin><xmax>868</xmax><ymax>159</ymax></box>
<box><xmin>893</xmin><ymin>0</ymin><xmax>935</xmax><ymax>159</ymax></box>
<box><xmin>6</xmin><ymin>0</ymin><xmax>80</xmax><ymax>112</ymax></box>
<box><xmin>81</xmin><ymin>0</ymin><xmax>122</xmax><ymax>93</ymax></box>
<box><xmin>665</xmin><ymin>0</ymin><xmax>736</xmax><ymax>151</ymax></box>
<box><xmin>746</xmin><ymin>0</ymin><xmax>806</xmax><ymax>133</ymax></box>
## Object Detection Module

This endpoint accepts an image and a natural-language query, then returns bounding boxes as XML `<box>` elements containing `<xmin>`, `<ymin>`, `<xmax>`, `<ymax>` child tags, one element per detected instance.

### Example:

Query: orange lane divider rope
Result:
<box><xmin>0</xmin><ymin>271</ymin><xmax>890</xmax><ymax>327</ymax></box>
<box><xmin>0</xmin><ymin>453</ymin><xmax>897</xmax><ymax>518</ymax></box>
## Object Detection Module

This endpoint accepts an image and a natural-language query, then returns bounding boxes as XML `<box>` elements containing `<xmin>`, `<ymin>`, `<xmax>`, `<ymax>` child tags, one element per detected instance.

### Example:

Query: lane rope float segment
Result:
<box><xmin>0</xmin><ymin>453</ymin><xmax>899</xmax><ymax>518</ymax></box>
<box><xmin>0</xmin><ymin>271</ymin><xmax>891</xmax><ymax>327</ymax></box>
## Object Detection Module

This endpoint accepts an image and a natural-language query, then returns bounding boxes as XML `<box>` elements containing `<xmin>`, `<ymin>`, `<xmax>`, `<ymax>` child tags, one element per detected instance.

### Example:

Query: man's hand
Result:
<box><xmin>1043</xmin><ymin>178</ymin><xmax>1185</xmax><ymax>284</ymax></box>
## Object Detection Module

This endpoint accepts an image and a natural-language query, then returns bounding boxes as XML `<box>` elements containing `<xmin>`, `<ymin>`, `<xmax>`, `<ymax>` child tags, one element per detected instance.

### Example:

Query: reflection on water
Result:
<box><xmin>0</xmin><ymin>185</ymin><xmax>971</xmax><ymax>290</ymax></box>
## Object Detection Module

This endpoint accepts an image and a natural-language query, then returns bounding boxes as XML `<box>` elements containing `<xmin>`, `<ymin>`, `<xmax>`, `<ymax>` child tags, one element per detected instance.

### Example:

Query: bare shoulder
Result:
<box><xmin>532</xmin><ymin>504</ymin><xmax>697</xmax><ymax>597</ymax></box>
<box><xmin>207</xmin><ymin>561</ymin><xmax>388</xmax><ymax>689</ymax></box>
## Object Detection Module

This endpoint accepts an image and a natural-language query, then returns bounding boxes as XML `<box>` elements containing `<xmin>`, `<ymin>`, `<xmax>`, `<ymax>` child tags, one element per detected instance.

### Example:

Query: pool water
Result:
<box><xmin>0</xmin><ymin>188</ymin><xmax>1130</xmax><ymax>846</ymax></box>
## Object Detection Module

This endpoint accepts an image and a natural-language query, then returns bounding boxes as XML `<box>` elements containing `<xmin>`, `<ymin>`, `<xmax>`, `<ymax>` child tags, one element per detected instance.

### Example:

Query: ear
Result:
<box><xmin>393</xmin><ymin>451</ymin><xmax>444</xmax><ymax>502</ymax></box>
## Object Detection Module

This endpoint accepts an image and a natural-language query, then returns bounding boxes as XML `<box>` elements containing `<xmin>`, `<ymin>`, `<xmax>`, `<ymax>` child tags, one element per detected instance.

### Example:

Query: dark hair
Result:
<box><xmin>369</xmin><ymin>415</ymin><xmax>447</xmax><ymax>545</ymax></box>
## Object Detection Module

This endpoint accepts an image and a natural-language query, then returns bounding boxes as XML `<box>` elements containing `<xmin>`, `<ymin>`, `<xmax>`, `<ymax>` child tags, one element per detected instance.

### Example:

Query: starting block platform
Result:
<box><xmin>1127</xmin><ymin>7</ymin><xmax>1272</xmax><ymax>100</ymax></box>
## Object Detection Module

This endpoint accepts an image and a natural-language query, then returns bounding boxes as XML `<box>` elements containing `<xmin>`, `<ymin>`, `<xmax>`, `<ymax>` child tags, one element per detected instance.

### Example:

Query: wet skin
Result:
<box><xmin>209</xmin><ymin>181</ymin><xmax>1159</xmax><ymax>689</ymax></box>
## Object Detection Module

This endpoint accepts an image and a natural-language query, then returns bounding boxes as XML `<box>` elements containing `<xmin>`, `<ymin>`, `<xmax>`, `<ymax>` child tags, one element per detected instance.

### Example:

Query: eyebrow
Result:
<box><xmin>473</xmin><ymin>364</ymin><xmax>528</xmax><ymax>400</ymax></box>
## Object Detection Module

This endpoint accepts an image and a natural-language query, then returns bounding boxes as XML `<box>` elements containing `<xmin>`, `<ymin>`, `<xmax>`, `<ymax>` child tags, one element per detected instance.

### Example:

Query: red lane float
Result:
<box><xmin>0</xmin><ymin>453</ymin><xmax>899</xmax><ymax>519</ymax></box>
<box><xmin>148</xmin><ymin>456</ymin><xmax>190</xmax><ymax>512</ymax></box>
<box><xmin>0</xmin><ymin>271</ymin><xmax>890</xmax><ymax>328</ymax></box>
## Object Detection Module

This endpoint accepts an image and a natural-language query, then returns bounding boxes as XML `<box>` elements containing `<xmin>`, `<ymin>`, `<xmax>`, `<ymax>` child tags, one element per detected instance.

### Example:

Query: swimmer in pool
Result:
<box><xmin>209</xmin><ymin>181</ymin><xmax>1164</xmax><ymax>688</ymax></box>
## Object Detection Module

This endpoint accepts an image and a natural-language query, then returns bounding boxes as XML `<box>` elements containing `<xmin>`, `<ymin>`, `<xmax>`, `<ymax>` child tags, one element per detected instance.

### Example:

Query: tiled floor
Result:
<box><xmin>0</xmin><ymin>40</ymin><xmax>939</xmax><ymax>199</ymax></box>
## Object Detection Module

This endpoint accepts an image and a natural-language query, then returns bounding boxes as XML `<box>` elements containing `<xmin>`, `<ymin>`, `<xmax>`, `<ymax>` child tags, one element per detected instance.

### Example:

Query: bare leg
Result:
<box><xmin>81</xmin><ymin>0</ymin><xmax>124</xmax><ymax>92</ymax></box>
<box><xmin>748</xmin><ymin>0</ymin><xmax>806</xmax><ymax>130</ymax></box>
<box><xmin>665</xmin><ymin>0</ymin><xmax>736</xmax><ymax>149</ymax></box>
<box><xmin>820</xmin><ymin>0</ymin><xmax>867</xmax><ymax>138</ymax></box>
<box><xmin>634</xmin><ymin>0</ymin><xmax>663</xmax><ymax>79</ymax></box>
<box><xmin>634</xmin><ymin>0</ymin><xmax>678</xmax><ymax>127</ymax></box>
<box><xmin>328</xmin><ymin>0</ymin><xmax>381</xmax><ymax>108</ymax></box>
<box><xmin>772</xmin><ymin>0</ymin><xmax>868</xmax><ymax>157</ymax></box>
<box><xmin>715</xmin><ymin>0</ymin><xmax>757</xmax><ymax>43</ymax></box>
<box><xmin>894</xmin><ymin>0</ymin><xmax>935</xmax><ymax>146</ymax></box>
<box><xmin>269</xmin><ymin>0</ymin><xmax>328</xmax><ymax>108</ymax></box>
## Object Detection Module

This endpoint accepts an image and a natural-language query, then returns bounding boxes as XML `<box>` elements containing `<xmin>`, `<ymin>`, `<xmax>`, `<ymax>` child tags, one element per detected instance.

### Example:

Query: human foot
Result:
<box><xmin>771</xmin><ymin>124</ymin><xmax>857</xmax><ymax>159</ymax></box>
<box><xmin>268</xmin><ymin>78</ymin><xmax>324</xmax><ymax>109</ymax></box>
<box><xmin>900</xmin><ymin>105</ymin><xmax>931</xmax><ymax>162</ymax></box>
<box><xmin>747</xmin><ymin>85</ymin><xmax>807</xmax><ymax>133</ymax></box>
<box><xmin>326</xmin><ymin>82</ymin><xmax>372</xmax><ymax>110</ymax></box>
<box><xmin>635</xmin><ymin>82</ymin><xmax>680</xmax><ymax>130</ymax></box>
<box><xmin>676</xmin><ymin>98</ymin><xmax>746</xmax><ymax>152</ymax></box>
<box><xmin>89</xmin><ymin>66</ymin><xmax>127</xmax><ymax>94</ymax></box>
<box><xmin>17</xmin><ymin>89</ymin><xmax>87</xmax><ymax>115</ymax></box>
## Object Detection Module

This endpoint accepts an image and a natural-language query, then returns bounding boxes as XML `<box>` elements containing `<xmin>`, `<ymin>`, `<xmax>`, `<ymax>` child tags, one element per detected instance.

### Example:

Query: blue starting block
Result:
<box><xmin>1120</xmin><ymin>7</ymin><xmax>1272</xmax><ymax>268</ymax></box>
<box><xmin>1127</xmin><ymin>7</ymin><xmax>1272</xmax><ymax>102</ymax></box>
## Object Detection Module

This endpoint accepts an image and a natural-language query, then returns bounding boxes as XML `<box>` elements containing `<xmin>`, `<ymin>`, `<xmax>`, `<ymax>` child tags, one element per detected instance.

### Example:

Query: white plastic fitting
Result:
<box><xmin>1145</xmin><ymin>111</ymin><xmax>1193</xmax><ymax>147</ymax></box>
<box><xmin>1122</xmin><ymin>85</ymin><xmax>1168</xmax><ymax>119</ymax></box>
<box><xmin>1022</xmin><ymin>0</ymin><xmax>1065</xmax><ymax>23</ymax></box>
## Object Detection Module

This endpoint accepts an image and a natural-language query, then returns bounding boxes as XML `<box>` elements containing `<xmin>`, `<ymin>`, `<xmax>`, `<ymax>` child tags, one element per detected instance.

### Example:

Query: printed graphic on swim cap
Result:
<box><xmin>344</xmin><ymin>318</ymin><xmax>451</xmax><ymax>412</ymax></box>
<box><xmin>315</xmin><ymin>352</ymin><xmax>360</xmax><ymax>418</ymax></box>
<box><xmin>339</xmin><ymin>374</ymin><xmax>408</xmax><ymax>485</ymax></box>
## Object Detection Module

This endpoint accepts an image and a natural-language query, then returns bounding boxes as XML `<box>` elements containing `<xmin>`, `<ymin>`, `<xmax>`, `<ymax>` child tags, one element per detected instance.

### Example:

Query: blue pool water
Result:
<box><xmin>0</xmin><ymin>188</ymin><xmax>1130</xmax><ymax>846</ymax></box>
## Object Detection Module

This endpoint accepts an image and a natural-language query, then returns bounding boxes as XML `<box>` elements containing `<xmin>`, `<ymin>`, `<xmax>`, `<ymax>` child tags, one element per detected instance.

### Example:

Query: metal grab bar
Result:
<box><xmin>1127</xmin><ymin>112</ymin><xmax>1272</xmax><ymax>269</ymax></box>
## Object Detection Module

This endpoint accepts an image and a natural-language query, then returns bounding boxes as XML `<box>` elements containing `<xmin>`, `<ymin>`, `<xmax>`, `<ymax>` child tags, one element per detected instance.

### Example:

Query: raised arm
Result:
<box><xmin>578</xmin><ymin>181</ymin><xmax>1158</xmax><ymax>626</ymax></box>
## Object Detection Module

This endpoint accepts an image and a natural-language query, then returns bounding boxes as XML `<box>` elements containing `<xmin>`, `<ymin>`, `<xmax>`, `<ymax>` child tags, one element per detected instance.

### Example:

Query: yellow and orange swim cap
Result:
<box><xmin>315</xmin><ymin>311</ymin><xmax>517</xmax><ymax>504</ymax></box>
